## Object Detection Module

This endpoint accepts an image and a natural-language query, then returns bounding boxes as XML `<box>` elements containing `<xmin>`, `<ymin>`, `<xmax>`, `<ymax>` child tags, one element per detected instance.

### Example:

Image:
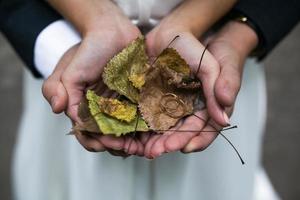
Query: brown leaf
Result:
<box><xmin>160</xmin><ymin>65</ymin><xmax>202</xmax><ymax>90</ymax></box>
<box><xmin>139</xmin><ymin>66</ymin><xmax>198</xmax><ymax>131</ymax></box>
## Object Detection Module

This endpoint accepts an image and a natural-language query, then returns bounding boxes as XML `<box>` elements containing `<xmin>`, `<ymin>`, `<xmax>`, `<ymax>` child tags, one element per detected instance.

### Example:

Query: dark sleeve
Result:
<box><xmin>0</xmin><ymin>0</ymin><xmax>62</xmax><ymax>77</ymax></box>
<box><xmin>233</xmin><ymin>0</ymin><xmax>300</xmax><ymax>59</ymax></box>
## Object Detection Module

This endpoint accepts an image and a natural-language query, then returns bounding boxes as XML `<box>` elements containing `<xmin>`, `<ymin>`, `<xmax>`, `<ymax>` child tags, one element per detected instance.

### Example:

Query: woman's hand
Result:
<box><xmin>43</xmin><ymin>34</ymin><xmax>143</xmax><ymax>155</ymax></box>
<box><xmin>42</xmin><ymin>0</ymin><xmax>145</xmax><ymax>155</ymax></box>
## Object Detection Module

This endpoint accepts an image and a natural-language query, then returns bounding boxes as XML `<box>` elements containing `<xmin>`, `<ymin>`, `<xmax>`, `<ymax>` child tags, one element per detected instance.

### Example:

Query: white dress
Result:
<box><xmin>13</xmin><ymin>1</ymin><xmax>280</xmax><ymax>200</ymax></box>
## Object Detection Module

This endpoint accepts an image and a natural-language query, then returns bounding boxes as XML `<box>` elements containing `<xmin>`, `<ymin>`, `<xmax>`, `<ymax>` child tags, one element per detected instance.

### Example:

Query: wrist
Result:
<box><xmin>81</xmin><ymin>4</ymin><xmax>125</xmax><ymax>36</ymax></box>
<box><xmin>157</xmin><ymin>0</ymin><xmax>237</xmax><ymax>38</ymax></box>
<box><xmin>156</xmin><ymin>12</ymin><xmax>205</xmax><ymax>38</ymax></box>
<box><xmin>50</xmin><ymin>0</ymin><xmax>126</xmax><ymax>37</ymax></box>
<box><xmin>216</xmin><ymin>21</ymin><xmax>259</xmax><ymax>58</ymax></box>
<box><xmin>83</xmin><ymin>22</ymin><xmax>141</xmax><ymax>52</ymax></box>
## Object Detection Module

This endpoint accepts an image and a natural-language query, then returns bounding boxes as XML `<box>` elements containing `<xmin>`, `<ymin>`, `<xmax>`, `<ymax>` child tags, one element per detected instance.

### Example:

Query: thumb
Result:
<box><xmin>61</xmin><ymin>73</ymin><xmax>85</xmax><ymax>122</ymax></box>
<box><xmin>213</xmin><ymin>52</ymin><xmax>243</xmax><ymax>108</ymax></box>
<box><xmin>42</xmin><ymin>76</ymin><xmax>68</xmax><ymax>114</ymax></box>
<box><xmin>42</xmin><ymin>44</ymin><xmax>79</xmax><ymax>114</ymax></box>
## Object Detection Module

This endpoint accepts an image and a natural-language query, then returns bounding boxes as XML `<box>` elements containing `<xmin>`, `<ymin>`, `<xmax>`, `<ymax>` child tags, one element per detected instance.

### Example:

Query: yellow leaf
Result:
<box><xmin>98</xmin><ymin>95</ymin><xmax>137</xmax><ymax>123</ymax></box>
<box><xmin>86</xmin><ymin>90</ymin><xmax>149</xmax><ymax>136</ymax></box>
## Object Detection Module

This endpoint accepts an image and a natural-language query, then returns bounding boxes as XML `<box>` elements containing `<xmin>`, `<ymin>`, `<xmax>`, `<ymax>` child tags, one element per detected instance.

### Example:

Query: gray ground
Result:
<box><xmin>0</xmin><ymin>25</ymin><xmax>300</xmax><ymax>200</ymax></box>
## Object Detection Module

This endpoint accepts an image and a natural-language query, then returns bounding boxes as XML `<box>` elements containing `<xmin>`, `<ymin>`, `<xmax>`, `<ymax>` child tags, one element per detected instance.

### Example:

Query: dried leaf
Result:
<box><xmin>98</xmin><ymin>96</ymin><xmax>137</xmax><ymax>123</ymax></box>
<box><xmin>160</xmin><ymin>65</ymin><xmax>202</xmax><ymax>90</ymax></box>
<box><xmin>139</xmin><ymin>66</ymin><xmax>198</xmax><ymax>131</ymax></box>
<box><xmin>103</xmin><ymin>36</ymin><xmax>149</xmax><ymax>102</ymax></box>
<box><xmin>156</xmin><ymin>48</ymin><xmax>191</xmax><ymax>76</ymax></box>
<box><xmin>86</xmin><ymin>90</ymin><xmax>149</xmax><ymax>136</ymax></box>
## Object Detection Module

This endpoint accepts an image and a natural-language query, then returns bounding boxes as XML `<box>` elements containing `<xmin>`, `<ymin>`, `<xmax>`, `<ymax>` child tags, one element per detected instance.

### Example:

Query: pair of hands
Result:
<box><xmin>42</xmin><ymin>13</ymin><xmax>251</xmax><ymax>158</ymax></box>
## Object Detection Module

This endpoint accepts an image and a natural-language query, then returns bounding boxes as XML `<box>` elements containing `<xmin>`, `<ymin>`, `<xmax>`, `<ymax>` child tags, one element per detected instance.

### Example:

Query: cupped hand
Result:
<box><xmin>142</xmin><ymin>28</ymin><xmax>228</xmax><ymax>158</ymax></box>
<box><xmin>42</xmin><ymin>17</ymin><xmax>146</xmax><ymax>155</ymax></box>
<box><xmin>183</xmin><ymin>21</ymin><xmax>257</xmax><ymax>153</ymax></box>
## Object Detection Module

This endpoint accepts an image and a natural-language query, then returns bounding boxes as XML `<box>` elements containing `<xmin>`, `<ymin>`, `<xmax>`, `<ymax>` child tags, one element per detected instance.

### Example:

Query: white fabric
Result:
<box><xmin>16</xmin><ymin>0</ymin><xmax>280</xmax><ymax>200</ymax></box>
<box><xmin>14</xmin><ymin>61</ymin><xmax>278</xmax><ymax>200</ymax></box>
<box><xmin>34</xmin><ymin>20</ymin><xmax>80</xmax><ymax>78</ymax></box>
<box><xmin>34</xmin><ymin>0</ymin><xmax>182</xmax><ymax>78</ymax></box>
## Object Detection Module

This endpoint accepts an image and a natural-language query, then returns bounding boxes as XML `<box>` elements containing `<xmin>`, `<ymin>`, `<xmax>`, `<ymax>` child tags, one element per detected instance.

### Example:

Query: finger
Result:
<box><xmin>196</xmin><ymin>54</ymin><xmax>229</xmax><ymax>127</ymax></box>
<box><xmin>214</xmin><ymin>58</ymin><xmax>242</xmax><ymax>107</ymax></box>
<box><xmin>164</xmin><ymin>111</ymin><xmax>208</xmax><ymax>152</ymax></box>
<box><xmin>42</xmin><ymin>79</ymin><xmax>68</xmax><ymax>114</ymax></box>
<box><xmin>182</xmin><ymin>120</ymin><xmax>220</xmax><ymax>153</ymax></box>
<box><xmin>124</xmin><ymin>136</ymin><xmax>138</xmax><ymax>155</ymax></box>
<box><xmin>150</xmin><ymin>119</ymin><xmax>184</xmax><ymax>158</ymax></box>
<box><xmin>135</xmin><ymin>139</ymin><xmax>144</xmax><ymax>156</ymax></box>
<box><xmin>75</xmin><ymin>132</ymin><xmax>106</xmax><ymax>152</ymax></box>
<box><xmin>150</xmin><ymin>133</ymin><xmax>170</xmax><ymax>158</ymax></box>
<box><xmin>140</xmin><ymin>132</ymin><xmax>152</xmax><ymax>145</ymax></box>
<box><xmin>42</xmin><ymin>44</ymin><xmax>79</xmax><ymax>113</ymax></box>
<box><xmin>61</xmin><ymin>72</ymin><xmax>85</xmax><ymax>122</ymax></box>
<box><xmin>97</xmin><ymin>135</ymin><xmax>125</xmax><ymax>151</ymax></box>
<box><xmin>144</xmin><ymin>133</ymin><xmax>161</xmax><ymax>159</ymax></box>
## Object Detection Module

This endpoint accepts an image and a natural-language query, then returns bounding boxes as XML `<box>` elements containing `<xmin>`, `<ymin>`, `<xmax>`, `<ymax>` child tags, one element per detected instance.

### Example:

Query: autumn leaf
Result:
<box><xmin>97</xmin><ymin>96</ymin><xmax>137</xmax><ymax>123</ymax></box>
<box><xmin>156</xmin><ymin>48</ymin><xmax>191</xmax><ymax>76</ymax></box>
<box><xmin>102</xmin><ymin>36</ymin><xmax>149</xmax><ymax>102</ymax></box>
<box><xmin>75</xmin><ymin>37</ymin><xmax>205</xmax><ymax>136</ymax></box>
<box><xmin>86</xmin><ymin>90</ymin><xmax>149</xmax><ymax>136</ymax></box>
<box><xmin>159</xmin><ymin>64</ymin><xmax>202</xmax><ymax>90</ymax></box>
<box><xmin>139</xmin><ymin>66</ymin><xmax>198</xmax><ymax>131</ymax></box>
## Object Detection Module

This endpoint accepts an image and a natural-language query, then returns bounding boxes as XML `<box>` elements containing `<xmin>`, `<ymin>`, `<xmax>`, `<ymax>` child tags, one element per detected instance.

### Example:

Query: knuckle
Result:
<box><xmin>41</xmin><ymin>79</ymin><xmax>54</xmax><ymax>99</ymax></box>
<box><xmin>199</xmin><ymin>60</ymin><xmax>220</xmax><ymax>77</ymax></box>
<box><xmin>217</xmin><ymin>76</ymin><xmax>241</xmax><ymax>106</ymax></box>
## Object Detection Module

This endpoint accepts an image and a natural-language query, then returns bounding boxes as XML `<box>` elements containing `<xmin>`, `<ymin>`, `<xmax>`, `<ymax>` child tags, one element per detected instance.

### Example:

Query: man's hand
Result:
<box><xmin>143</xmin><ymin>29</ymin><xmax>227</xmax><ymax>158</ymax></box>
<box><xmin>182</xmin><ymin>21</ymin><xmax>258</xmax><ymax>152</ymax></box>
<box><xmin>143</xmin><ymin>20</ymin><xmax>259</xmax><ymax>158</ymax></box>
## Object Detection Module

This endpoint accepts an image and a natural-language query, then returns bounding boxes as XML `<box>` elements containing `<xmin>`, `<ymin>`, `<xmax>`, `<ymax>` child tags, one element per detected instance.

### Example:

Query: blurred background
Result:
<box><xmin>0</xmin><ymin>25</ymin><xmax>300</xmax><ymax>200</ymax></box>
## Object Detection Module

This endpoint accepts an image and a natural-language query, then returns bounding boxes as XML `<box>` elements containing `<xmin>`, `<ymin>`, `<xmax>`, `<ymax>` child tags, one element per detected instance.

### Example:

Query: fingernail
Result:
<box><xmin>185</xmin><ymin>143</ymin><xmax>195</xmax><ymax>152</ymax></box>
<box><xmin>223</xmin><ymin>111</ymin><xmax>230</xmax><ymax>126</ymax></box>
<box><xmin>51</xmin><ymin>96</ymin><xmax>58</xmax><ymax>109</ymax></box>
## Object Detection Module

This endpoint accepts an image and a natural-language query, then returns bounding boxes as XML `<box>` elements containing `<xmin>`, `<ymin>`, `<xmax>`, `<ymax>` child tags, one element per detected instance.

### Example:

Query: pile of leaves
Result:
<box><xmin>73</xmin><ymin>36</ymin><xmax>204</xmax><ymax>136</ymax></box>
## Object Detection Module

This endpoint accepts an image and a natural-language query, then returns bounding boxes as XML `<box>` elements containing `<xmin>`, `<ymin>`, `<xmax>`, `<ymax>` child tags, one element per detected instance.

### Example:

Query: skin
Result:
<box><xmin>182</xmin><ymin>21</ymin><xmax>258</xmax><ymax>153</ymax></box>
<box><xmin>42</xmin><ymin>0</ymin><xmax>249</xmax><ymax>156</ymax></box>
<box><xmin>43</xmin><ymin>0</ymin><xmax>143</xmax><ymax>155</ymax></box>
<box><xmin>142</xmin><ymin>21</ymin><xmax>258</xmax><ymax>158</ymax></box>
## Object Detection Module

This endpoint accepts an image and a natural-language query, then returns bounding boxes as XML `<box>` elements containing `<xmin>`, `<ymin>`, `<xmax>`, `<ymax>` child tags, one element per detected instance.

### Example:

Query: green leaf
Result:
<box><xmin>102</xmin><ymin>36</ymin><xmax>149</xmax><ymax>102</ymax></box>
<box><xmin>86</xmin><ymin>90</ymin><xmax>148</xmax><ymax>136</ymax></box>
